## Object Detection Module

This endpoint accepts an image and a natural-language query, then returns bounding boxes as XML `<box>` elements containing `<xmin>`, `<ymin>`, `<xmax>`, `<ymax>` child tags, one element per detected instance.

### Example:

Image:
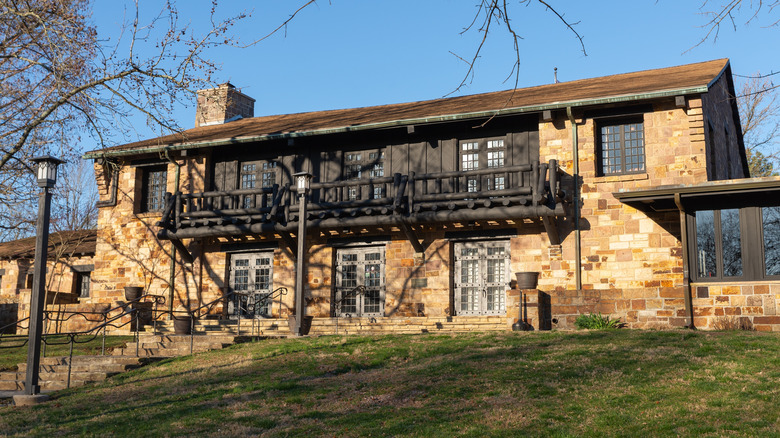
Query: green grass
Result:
<box><xmin>0</xmin><ymin>335</ymin><xmax>134</xmax><ymax>371</ymax></box>
<box><xmin>2</xmin><ymin>330</ymin><xmax>780</xmax><ymax>437</ymax></box>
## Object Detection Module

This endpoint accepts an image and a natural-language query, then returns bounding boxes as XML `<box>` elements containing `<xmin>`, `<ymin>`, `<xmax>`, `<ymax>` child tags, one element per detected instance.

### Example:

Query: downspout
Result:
<box><xmin>566</xmin><ymin>107</ymin><xmax>582</xmax><ymax>290</ymax></box>
<box><xmin>674</xmin><ymin>193</ymin><xmax>695</xmax><ymax>329</ymax></box>
<box><xmin>163</xmin><ymin>148</ymin><xmax>182</xmax><ymax>317</ymax></box>
<box><xmin>95</xmin><ymin>158</ymin><xmax>119</xmax><ymax>208</ymax></box>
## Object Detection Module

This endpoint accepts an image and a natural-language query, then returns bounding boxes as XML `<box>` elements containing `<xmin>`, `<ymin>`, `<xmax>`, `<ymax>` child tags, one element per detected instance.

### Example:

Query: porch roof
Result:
<box><xmin>0</xmin><ymin>229</ymin><xmax>97</xmax><ymax>260</ymax></box>
<box><xmin>613</xmin><ymin>177</ymin><xmax>780</xmax><ymax>212</ymax></box>
<box><xmin>84</xmin><ymin>59</ymin><xmax>731</xmax><ymax>159</ymax></box>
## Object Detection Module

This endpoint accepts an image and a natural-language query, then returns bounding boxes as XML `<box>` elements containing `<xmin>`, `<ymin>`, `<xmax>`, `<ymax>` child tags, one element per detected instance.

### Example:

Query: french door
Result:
<box><xmin>229</xmin><ymin>251</ymin><xmax>274</xmax><ymax>318</ymax></box>
<box><xmin>335</xmin><ymin>247</ymin><xmax>386</xmax><ymax>317</ymax></box>
<box><xmin>454</xmin><ymin>241</ymin><xmax>510</xmax><ymax>315</ymax></box>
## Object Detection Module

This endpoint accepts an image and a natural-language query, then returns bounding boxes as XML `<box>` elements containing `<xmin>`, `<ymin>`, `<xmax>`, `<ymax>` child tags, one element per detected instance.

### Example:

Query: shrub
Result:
<box><xmin>574</xmin><ymin>313</ymin><xmax>623</xmax><ymax>330</ymax></box>
<box><xmin>712</xmin><ymin>315</ymin><xmax>754</xmax><ymax>331</ymax></box>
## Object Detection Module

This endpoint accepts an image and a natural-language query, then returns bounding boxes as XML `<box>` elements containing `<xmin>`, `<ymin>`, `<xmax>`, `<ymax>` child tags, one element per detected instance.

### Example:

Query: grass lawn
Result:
<box><xmin>0</xmin><ymin>335</ymin><xmax>134</xmax><ymax>371</ymax></box>
<box><xmin>2</xmin><ymin>330</ymin><xmax>780</xmax><ymax>437</ymax></box>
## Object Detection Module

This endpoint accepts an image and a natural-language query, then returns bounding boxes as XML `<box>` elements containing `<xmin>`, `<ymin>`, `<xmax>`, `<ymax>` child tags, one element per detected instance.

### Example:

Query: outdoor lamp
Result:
<box><xmin>293</xmin><ymin>171</ymin><xmax>312</xmax><ymax>194</ymax></box>
<box><xmin>31</xmin><ymin>156</ymin><xmax>64</xmax><ymax>188</ymax></box>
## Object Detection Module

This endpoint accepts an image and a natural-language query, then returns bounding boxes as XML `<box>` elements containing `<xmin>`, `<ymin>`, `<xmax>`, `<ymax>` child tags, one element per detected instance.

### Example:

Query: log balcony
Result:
<box><xmin>156</xmin><ymin>160</ymin><xmax>567</xmax><ymax>244</ymax></box>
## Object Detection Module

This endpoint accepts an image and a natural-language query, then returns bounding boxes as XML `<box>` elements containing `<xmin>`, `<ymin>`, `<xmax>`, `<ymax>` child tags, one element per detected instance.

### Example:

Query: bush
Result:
<box><xmin>712</xmin><ymin>315</ymin><xmax>754</xmax><ymax>331</ymax></box>
<box><xmin>574</xmin><ymin>313</ymin><xmax>623</xmax><ymax>330</ymax></box>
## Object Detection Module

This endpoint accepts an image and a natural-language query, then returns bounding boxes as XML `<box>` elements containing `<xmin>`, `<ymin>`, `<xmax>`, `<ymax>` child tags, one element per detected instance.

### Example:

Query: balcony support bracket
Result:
<box><xmin>541</xmin><ymin>216</ymin><xmax>560</xmax><ymax>246</ymax></box>
<box><xmin>170</xmin><ymin>237</ymin><xmax>194</xmax><ymax>264</ymax></box>
<box><xmin>279</xmin><ymin>231</ymin><xmax>298</xmax><ymax>260</ymax></box>
<box><xmin>399</xmin><ymin>219</ymin><xmax>425</xmax><ymax>254</ymax></box>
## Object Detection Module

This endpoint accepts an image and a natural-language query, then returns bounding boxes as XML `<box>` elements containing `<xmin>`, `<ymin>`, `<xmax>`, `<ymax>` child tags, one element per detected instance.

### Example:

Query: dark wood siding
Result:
<box><xmin>210</xmin><ymin>115</ymin><xmax>540</xmax><ymax>191</ymax></box>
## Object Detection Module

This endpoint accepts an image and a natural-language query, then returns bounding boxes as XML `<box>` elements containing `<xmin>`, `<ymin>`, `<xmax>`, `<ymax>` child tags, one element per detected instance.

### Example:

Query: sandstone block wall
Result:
<box><xmin>74</xmin><ymin>90</ymin><xmax>779</xmax><ymax>334</ymax></box>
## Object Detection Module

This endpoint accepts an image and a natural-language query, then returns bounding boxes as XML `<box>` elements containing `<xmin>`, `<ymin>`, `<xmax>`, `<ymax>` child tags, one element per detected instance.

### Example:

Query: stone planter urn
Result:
<box><xmin>124</xmin><ymin>286</ymin><xmax>144</xmax><ymax>302</ymax></box>
<box><xmin>173</xmin><ymin>306</ymin><xmax>193</xmax><ymax>335</ymax></box>
<box><xmin>515</xmin><ymin>272</ymin><xmax>539</xmax><ymax>290</ymax></box>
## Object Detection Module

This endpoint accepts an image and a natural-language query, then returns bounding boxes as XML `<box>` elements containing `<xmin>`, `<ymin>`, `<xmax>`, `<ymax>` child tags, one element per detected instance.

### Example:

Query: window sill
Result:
<box><xmin>134</xmin><ymin>211</ymin><xmax>163</xmax><ymax>220</ymax></box>
<box><xmin>692</xmin><ymin>279</ymin><xmax>780</xmax><ymax>286</ymax></box>
<box><xmin>593</xmin><ymin>173</ymin><xmax>648</xmax><ymax>183</ymax></box>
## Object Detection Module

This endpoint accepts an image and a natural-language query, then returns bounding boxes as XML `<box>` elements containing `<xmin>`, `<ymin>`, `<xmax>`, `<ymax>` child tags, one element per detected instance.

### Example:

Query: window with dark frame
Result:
<box><xmin>140</xmin><ymin>165</ymin><xmax>168</xmax><ymax>213</ymax></box>
<box><xmin>459</xmin><ymin>138</ymin><xmax>507</xmax><ymax>192</ymax></box>
<box><xmin>75</xmin><ymin>272</ymin><xmax>90</xmax><ymax>298</ymax></box>
<box><xmin>238</xmin><ymin>160</ymin><xmax>277</xmax><ymax>208</ymax></box>
<box><xmin>692</xmin><ymin>206</ymin><xmax>780</xmax><ymax>281</ymax></box>
<box><xmin>597</xmin><ymin>119</ymin><xmax>645</xmax><ymax>176</ymax></box>
<box><xmin>343</xmin><ymin>150</ymin><xmax>385</xmax><ymax>200</ymax></box>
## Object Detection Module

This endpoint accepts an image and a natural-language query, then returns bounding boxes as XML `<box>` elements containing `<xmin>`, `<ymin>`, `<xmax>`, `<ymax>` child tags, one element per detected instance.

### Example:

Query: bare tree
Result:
<box><xmin>449</xmin><ymin>0</ymin><xmax>585</xmax><ymax>95</ymax></box>
<box><xmin>696</xmin><ymin>0</ymin><xmax>780</xmax><ymax>47</ymax></box>
<box><xmin>51</xmin><ymin>159</ymin><xmax>99</xmax><ymax>232</ymax></box>
<box><xmin>0</xmin><ymin>0</ymin><xmax>326</xmax><ymax>240</ymax></box>
<box><xmin>738</xmin><ymin>74</ymin><xmax>780</xmax><ymax>176</ymax></box>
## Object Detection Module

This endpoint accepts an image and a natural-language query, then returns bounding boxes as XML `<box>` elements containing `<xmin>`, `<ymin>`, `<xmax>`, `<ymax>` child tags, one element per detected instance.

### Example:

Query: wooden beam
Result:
<box><xmin>399</xmin><ymin>220</ymin><xmax>425</xmax><ymax>254</ymax></box>
<box><xmin>279</xmin><ymin>231</ymin><xmax>298</xmax><ymax>259</ymax></box>
<box><xmin>541</xmin><ymin>216</ymin><xmax>560</xmax><ymax>246</ymax></box>
<box><xmin>170</xmin><ymin>238</ymin><xmax>194</xmax><ymax>264</ymax></box>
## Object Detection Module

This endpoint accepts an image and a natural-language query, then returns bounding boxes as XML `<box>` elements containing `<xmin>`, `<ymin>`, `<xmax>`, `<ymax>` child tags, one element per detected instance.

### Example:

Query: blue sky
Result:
<box><xmin>91</xmin><ymin>1</ymin><xmax>778</xmax><ymax>144</ymax></box>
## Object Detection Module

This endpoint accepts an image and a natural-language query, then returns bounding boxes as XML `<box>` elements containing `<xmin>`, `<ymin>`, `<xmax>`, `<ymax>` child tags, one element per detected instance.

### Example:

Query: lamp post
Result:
<box><xmin>292</xmin><ymin>171</ymin><xmax>312</xmax><ymax>336</ymax></box>
<box><xmin>22</xmin><ymin>156</ymin><xmax>63</xmax><ymax>400</ymax></box>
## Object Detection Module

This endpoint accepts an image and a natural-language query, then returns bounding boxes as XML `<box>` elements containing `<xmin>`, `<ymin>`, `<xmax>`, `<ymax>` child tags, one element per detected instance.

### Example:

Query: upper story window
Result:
<box><xmin>598</xmin><ymin>119</ymin><xmax>645</xmax><ymax>176</ymax></box>
<box><xmin>691</xmin><ymin>206</ymin><xmax>780</xmax><ymax>281</ymax></box>
<box><xmin>344</xmin><ymin>150</ymin><xmax>385</xmax><ymax>200</ymax></box>
<box><xmin>239</xmin><ymin>160</ymin><xmax>277</xmax><ymax>208</ymax></box>
<box><xmin>140</xmin><ymin>165</ymin><xmax>167</xmax><ymax>213</ymax></box>
<box><xmin>459</xmin><ymin>138</ymin><xmax>507</xmax><ymax>192</ymax></box>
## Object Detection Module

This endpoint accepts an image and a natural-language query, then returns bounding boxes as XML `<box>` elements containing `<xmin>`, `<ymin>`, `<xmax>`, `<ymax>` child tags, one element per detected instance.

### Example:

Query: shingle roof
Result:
<box><xmin>86</xmin><ymin>58</ymin><xmax>730</xmax><ymax>157</ymax></box>
<box><xmin>0</xmin><ymin>229</ymin><xmax>97</xmax><ymax>260</ymax></box>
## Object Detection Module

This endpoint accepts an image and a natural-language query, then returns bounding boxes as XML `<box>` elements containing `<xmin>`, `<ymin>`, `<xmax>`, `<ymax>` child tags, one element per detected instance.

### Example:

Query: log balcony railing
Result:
<box><xmin>156</xmin><ymin>159</ymin><xmax>566</xmax><ymax>241</ymax></box>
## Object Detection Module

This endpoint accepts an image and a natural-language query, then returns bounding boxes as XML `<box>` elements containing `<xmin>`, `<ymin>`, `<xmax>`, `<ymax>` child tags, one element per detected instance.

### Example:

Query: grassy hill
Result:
<box><xmin>2</xmin><ymin>330</ymin><xmax>780</xmax><ymax>437</ymax></box>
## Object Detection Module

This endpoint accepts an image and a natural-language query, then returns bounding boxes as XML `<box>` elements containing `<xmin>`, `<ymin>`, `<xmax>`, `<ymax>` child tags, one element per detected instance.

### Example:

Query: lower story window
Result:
<box><xmin>454</xmin><ymin>240</ymin><xmax>510</xmax><ymax>315</ymax></box>
<box><xmin>75</xmin><ymin>272</ymin><xmax>90</xmax><ymax>298</ymax></box>
<box><xmin>763</xmin><ymin>206</ymin><xmax>780</xmax><ymax>276</ymax></box>
<box><xmin>229</xmin><ymin>251</ymin><xmax>274</xmax><ymax>318</ymax></box>
<box><xmin>335</xmin><ymin>246</ymin><xmax>385</xmax><ymax>317</ymax></box>
<box><xmin>692</xmin><ymin>206</ymin><xmax>780</xmax><ymax>281</ymax></box>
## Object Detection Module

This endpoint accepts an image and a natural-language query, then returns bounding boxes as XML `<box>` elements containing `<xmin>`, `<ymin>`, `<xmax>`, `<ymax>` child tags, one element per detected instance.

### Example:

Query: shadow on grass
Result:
<box><xmin>4</xmin><ymin>330</ymin><xmax>780</xmax><ymax>437</ymax></box>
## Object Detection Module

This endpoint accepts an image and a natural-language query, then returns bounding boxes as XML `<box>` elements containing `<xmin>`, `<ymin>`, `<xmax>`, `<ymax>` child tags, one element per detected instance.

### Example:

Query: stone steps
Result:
<box><xmin>110</xmin><ymin>334</ymin><xmax>245</xmax><ymax>358</ymax></box>
<box><xmin>141</xmin><ymin>315</ymin><xmax>507</xmax><ymax>337</ymax></box>
<box><xmin>0</xmin><ymin>355</ymin><xmax>148</xmax><ymax>391</ymax></box>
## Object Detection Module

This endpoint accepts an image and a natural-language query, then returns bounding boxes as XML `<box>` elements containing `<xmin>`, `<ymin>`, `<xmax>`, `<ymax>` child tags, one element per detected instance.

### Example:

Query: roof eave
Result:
<box><xmin>83</xmin><ymin>85</ymin><xmax>711</xmax><ymax>160</ymax></box>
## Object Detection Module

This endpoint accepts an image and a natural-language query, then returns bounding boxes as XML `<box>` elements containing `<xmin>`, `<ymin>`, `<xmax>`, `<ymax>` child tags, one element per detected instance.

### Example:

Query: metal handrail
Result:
<box><xmin>332</xmin><ymin>285</ymin><xmax>367</xmax><ymax>335</ymax></box>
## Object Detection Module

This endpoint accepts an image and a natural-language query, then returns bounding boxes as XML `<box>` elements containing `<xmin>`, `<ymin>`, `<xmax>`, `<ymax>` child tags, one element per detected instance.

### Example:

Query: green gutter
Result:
<box><xmin>613</xmin><ymin>178</ymin><xmax>780</xmax><ymax>201</ymax></box>
<box><xmin>83</xmin><ymin>85</ymin><xmax>710</xmax><ymax>160</ymax></box>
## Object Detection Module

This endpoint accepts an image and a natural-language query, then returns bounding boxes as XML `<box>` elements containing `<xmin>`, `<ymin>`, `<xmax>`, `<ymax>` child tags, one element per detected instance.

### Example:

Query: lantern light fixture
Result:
<box><xmin>293</xmin><ymin>171</ymin><xmax>312</xmax><ymax>195</ymax></box>
<box><xmin>31</xmin><ymin>156</ymin><xmax>64</xmax><ymax>188</ymax></box>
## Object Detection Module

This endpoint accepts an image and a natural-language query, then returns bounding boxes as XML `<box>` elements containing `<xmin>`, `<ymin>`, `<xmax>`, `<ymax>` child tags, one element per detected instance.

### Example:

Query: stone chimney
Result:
<box><xmin>195</xmin><ymin>83</ymin><xmax>255</xmax><ymax>127</ymax></box>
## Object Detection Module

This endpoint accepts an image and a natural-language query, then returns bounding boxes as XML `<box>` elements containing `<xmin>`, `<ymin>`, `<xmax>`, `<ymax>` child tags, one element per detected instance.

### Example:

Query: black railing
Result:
<box><xmin>0</xmin><ymin>293</ymin><xmax>162</xmax><ymax>389</ymax></box>
<box><xmin>157</xmin><ymin>160</ymin><xmax>566</xmax><ymax>239</ymax></box>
